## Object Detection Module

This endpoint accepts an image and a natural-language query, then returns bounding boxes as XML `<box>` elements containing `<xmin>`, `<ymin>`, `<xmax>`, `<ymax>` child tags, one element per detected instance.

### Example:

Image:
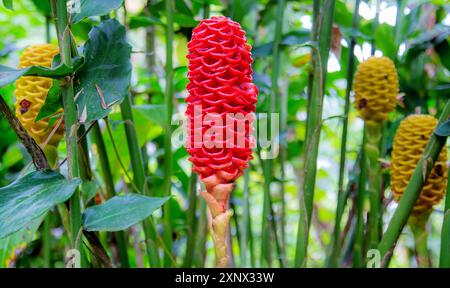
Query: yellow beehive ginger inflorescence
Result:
<box><xmin>14</xmin><ymin>44</ymin><xmax>64</xmax><ymax>149</ymax></box>
<box><xmin>391</xmin><ymin>114</ymin><xmax>448</xmax><ymax>214</ymax></box>
<box><xmin>353</xmin><ymin>56</ymin><xmax>399</xmax><ymax>122</ymax></box>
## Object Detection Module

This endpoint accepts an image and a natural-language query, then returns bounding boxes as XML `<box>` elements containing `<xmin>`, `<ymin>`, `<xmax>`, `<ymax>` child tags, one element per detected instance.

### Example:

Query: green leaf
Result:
<box><xmin>434</xmin><ymin>120</ymin><xmax>450</xmax><ymax>137</ymax></box>
<box><xmin>31</xmin><ymin>0</ymin><xmax>51</xmax><ymax>16</ymax></box>
<box><xmin>253</xmin><ymin>30</ymin><xmax>310</xmax><ymax>57</ymax></box>
<box><xmin>75</xmin><ymin>19</ymin><xmax>132</xmax><ymax>123</ymax></box>
<box><xmin>0</xmin><ymin>170</ymin><xmax>81</xmax><ymax>239</ymax></box>
<box><xmin>70</xmin><ymin>0</ymin><xmax>124</xmax><ymax>24</ymax></box>
<box><xmin>0</xmin><ymin>145</ymin><xmax>22</xmax><ymax>170</ymax></box>
<box><xmin>35</xmin><ymin>80</ymin><xmax>63</xmax><ymax>122</ymax></box>
<box><xmin>0</xmin><ymin>57</ymin><xmax>84</xmax><ymax>88</ymax></box>
<box><xmin>2</xmin><ymin>0</ymin><xmax>12</xmax><ymax>10</ymax></box>
<box><xmin>0</xmin><ymin>215</ymin><xmax>45</xmax><ymax>268</ymax></box>
<box><xmin>82</xmin><ymin>194</ymin><xmax>170</xmax><ymax>231</ymax></box>
<box><xmin>173</xmin><ymin>14</ymin><xmax>199</xmax><ymax>28</ymax></box>
<box><xmin>374</xmin><ymin>23</ymin><xmax>396</xmax><ymax>59</ymax></box>
<box><xmin>129</xmin><ymin>16</ymin><xmax>165</xmax><ymax>29</ymax></box>
<box><xmin>133</xmin><ymin>104</ymin><xmax>167</xmax><ymax>127</ymax></box>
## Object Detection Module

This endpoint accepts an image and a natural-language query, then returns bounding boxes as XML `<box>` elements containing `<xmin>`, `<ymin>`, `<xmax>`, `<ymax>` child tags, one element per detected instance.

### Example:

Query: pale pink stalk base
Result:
<box><xmin>200</xmin><ymin>174</ymin><xmax>235</xmax><ymax>267</ymax></box>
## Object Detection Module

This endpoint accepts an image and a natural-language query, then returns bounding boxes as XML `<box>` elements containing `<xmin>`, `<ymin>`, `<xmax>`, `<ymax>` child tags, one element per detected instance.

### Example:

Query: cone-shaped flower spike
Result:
<box><xmin>391</xmin><ymin>114</ymin><xmax>447</xmax><ymax>215</ymax></box>
<box><xmin>352</xmin><ymin>56</ymin><xmax>399</xmax><ymax>248</ymax></box>
<box><xmin>186</xmin><ymin>16</ymin><xmax>258</xmax><ymax>267</ymax></box>
<box><xmin>14</xmin><ymin>44</ymin><xmax>63</xmax><ymax>166</ymax></box>
<box><xmin>353</xmin><ymin>56</ymin><xmax>398</xmax><ymax>122</ymax></box>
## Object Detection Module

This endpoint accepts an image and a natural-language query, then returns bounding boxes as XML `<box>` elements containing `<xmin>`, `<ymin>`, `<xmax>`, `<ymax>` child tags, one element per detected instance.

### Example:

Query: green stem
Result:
<box><xmin>163</xmin><ymin>0</ymin><xmax>174</xmax><ymax>268</ymax></box>
<box><xmin>260</xmin><ymin>0</ymin><xmax>285</xmax><ymax>268</ymax></box>
<box><xmin>51</xmin><ymin>0</ymin><xmax>83</xmax><ymax>265</ymax></box>
<box><xmin>439</xmin><ymin>169</ymin><xmax>450</xmax><ymax>267</ymax></box>
<box><xmin>91</xmin><ymin>122</ymin><xmax>130</xmax><ymax>268</ymax></box>
<box><xmin>295</xmin><ymin>0</ymin><xmax>336</xmax><ymax>267</ymax></box>
<box><xmin>410</xmin><ymin>216</ymin><xmax>430</xmax><ymax>268</ymax></box>
<box><xmin>354</xmin><ymin>126</ymin><xmax>367</xmax><ymax>267</ymax></box>
<box><xmin>194</xmin><ymin>199</ymin><xmax>208</xmax><ymax>267</ymax></box>
<box><xmin>43</xmin><ymin>214</ymin><xmax>51</xmax><ymax>267</ymax></box>
<box><xmin>240</xmin><ymin>169</ymin><xmax>250</xmax><ymax>267</ymax></box>
<box><xmin>365</xmin><ymin>120</ymin><xmax>383</xmax><ymax>250</ymax></box>
<box><xmin>329</xmin><ymin>0</ymin><xmax>360</xmax><ymax>267</ymax></box>
<box><xmin>183</xmin><ymin>171</ymin><xmax>198</xmax><ymax>267</ymax></box>
<box><xmin>378</xmin><ymin>99</ymin><xmax>450</xmax><ymax>267</ymax></box>
<box><xmin>42</xmin><ymin>13</ymin><xmax>53</xmax><ymax>269</ymax></box>
<box><xmin>370</xmin><ymin>0</ymin><xmax>380</xmax><ymax>55</ymax></box>
<box><xmin>120</xmin><ymin>95</ymin><xmax>161</xmax><ymax>268</ymax></box>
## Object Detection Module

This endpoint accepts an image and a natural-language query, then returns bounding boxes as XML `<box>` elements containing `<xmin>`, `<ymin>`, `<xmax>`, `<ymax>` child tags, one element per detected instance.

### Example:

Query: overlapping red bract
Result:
<box><xmin>186</xmin><ymin>16</ymin><xmax>258</xmax><ymax>183</ymax></box>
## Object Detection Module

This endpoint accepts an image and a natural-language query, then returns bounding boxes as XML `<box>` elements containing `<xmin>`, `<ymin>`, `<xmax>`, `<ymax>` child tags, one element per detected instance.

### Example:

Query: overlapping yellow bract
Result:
<box><xmin>353</xmin><ymin>56</ymin><xmax>398</xmax><ymax>122</ymax></box>
<box><xmin>14</xmin><ymin>44</ymin><xmax>64</xmax><ymax>148</ymax></box>
<box><xmin>391</xmin><ymin>114</ymin><xmax>447</xmax><ymax>214</ymax></box>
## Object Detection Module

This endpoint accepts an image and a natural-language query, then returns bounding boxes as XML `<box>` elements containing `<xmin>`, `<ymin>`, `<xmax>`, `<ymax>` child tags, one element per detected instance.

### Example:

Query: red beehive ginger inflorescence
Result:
<box><xmin>186</xmin><ymin>16</ymin><xmax>258</xmax><ymax>267</ymax></box>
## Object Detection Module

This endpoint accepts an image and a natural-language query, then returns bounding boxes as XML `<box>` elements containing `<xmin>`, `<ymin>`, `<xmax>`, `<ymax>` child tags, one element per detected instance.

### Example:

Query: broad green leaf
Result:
<box><xmin>82</xmin><ymin>194</ymin><xmax>170</xmax><ymax>231</ymax></box>
<box><xmin>174</xmin><ymin>14</ymin><xmax>199</xmax><ymax>28</ymax></box>
<box><xmin>0</xmin><ymin>170</ymin><xmax>81</xmax><ymax>239</ymax></box>
<box><xmin>75</xmin><ymin>19</ymin><xmax>132</xmax><ymax>123</ymax></box>
<box><xmin>31</xmin><ymin>0</ymin><xmax>51</xmax><ymax>16</ymax></box>
<box><xmin>2</xmin><ymin>0</ymin><xmax>12</xmax><ymax>10</ymax></box>
<box><xmin>70</xmin><ymin>0</ymin><xmax>124</xmax><ymax>24</ymax></box>
<box><xmin>0</xmin><ymin>215</ymin><xmax>44</xmax><ymax>268</ymax></box>
<box><xmin>35</xmin><ymin>80</ymin><xmax>63</xmax><ymax>122</ymax></box>
<box><xmin>253</xmin><ymin>30</ymin><xmax>310</xmax><ymax>57</ymax></box>
<box><xmin>133</xmin><ymin>104</ymin><xmax>167</xmax><ymax>127</ymax></box>
<box><xmin>434</xmin><ymin>120</ymin><xmax>450</xmax><ymax>137</ymax></box>
<box><xmin>128</xmin><ymin>16</ymin><xmax>165</xmax><ymax>29</ymax></box>
<box><xmin>0</xmin><ymin>57</ymin><xmax>84</xmax><ymax>88</ymax></box>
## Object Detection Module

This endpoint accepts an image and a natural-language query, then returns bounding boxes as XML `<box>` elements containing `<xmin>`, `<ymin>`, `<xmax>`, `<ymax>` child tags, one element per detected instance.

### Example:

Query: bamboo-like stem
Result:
<box><xmin>162</xmin><ymin>0</ymin><xmax>174</xmax><ymax>267</ymax></box>
<box><xmin>260</xmin><ymin>0</ymin><xmax>285</xmax><ymax>268</ymax></box>
<box><xmin>410</xmin><ymin>215</ymin><xmax>431</xmax><ymax>268</ymax></box>
<box><xmin>365</xmin><ymin>120</ymin><xmax>383</xmax><ymax>249</ymax></box>
<box><xmin>240</xmin><ymin>169</ymin><xmax>250</xmax><ymax>267</ymax></box>
<box><xmin>183</xmin><ymin>3</ymin><xmax>210</xmax><ymax>268</ymax></box>
<box><xmin>276</xmin><ymin>0</ymin><xmax>287</xmax><ymax>262</ymax></box>
<box><xmin>91</xmin><ymin>121</ymin><xmax>130</xmax><ymax>267</ymax></box>
<box><xmin>439</xmin><ymin>170</ymin><xmax>450</xmax><ymax>267</ymax></box>
<box><xmin>329</xmin><ymin>0</ymin><xmax>361</xmax><ymax>267</ymax></box>
<box><xmin>353</xmin><ymin>127</ymin><xmax>367</xmax><ymax>267</ymax></box>
<box><xmin>295</xmin><ymin>0</ymin><xmax>336</xmax><ymax>267</ymax></box>
<box><xmin>43</xmin><ymin>212</ymin><xmax>51</xmax><ymax>267</ymax></box>
<box><xmin>40</xmin><ymin>26</ymin><xmax>61</xmax><ymax>260</ymax></box>
<box><xmin>183</xmin><ymin>171</ymin><xmax>198</xmax><ymax>267</ymax></box>
<box><xmin>370</xmin><ymin>0</ymin><xmax>380</xmax><ymax>55</ymax></box>
<box><xmin>120</xmin><ymin>95</ymin><xmax>161</xmax><ymax>268</ymax></box>
<box><xmin>51</xmin><ymin>0</ymin><xmax>83</xmax><ymax>265</ymax></box>
<box><xmin>378</xmin><ymin>99</ymin><xmax>450</xmax><ymax>267</ymax></box>
<box><xmin>194</xmin><ymin>199</ymin><xmax>208</xmax><ymax>267</ymax></box>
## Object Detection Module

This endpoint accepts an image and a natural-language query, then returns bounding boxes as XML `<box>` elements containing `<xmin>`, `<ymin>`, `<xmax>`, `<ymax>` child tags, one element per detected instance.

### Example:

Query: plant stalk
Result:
<box><xmin>365</xmin><ymin>120</ymin><xmax>383</xmax><ymax>250</ymax></box>
<box><xmin>91</xmin><ymin>121</ymin><xmax>130</xmax><ymax>267</ymax></box>
<box><xmin>439</xmin><ymin>168</ymin><xmax>450</xmax><ymax>267</ymax></box>
<box><xmin>260</xmin><ymin>0</ymin><xmax>285</xmax><ymax>268</ymax></box>
<box><xmin>354</xmin><ymin>126</ymin><xmax>367</xmax><ymax>268</ymax></box>
<box><xmin>120</xmin><ymin>95</ymin><xmax>161</xmax><ymax>268</ymax></box>
<box><xmin>410</xmin><ymin>215</ymin><xmax>431</xmax><ymax>268</ymax></box>
<box><xmin>378</xmin><ymin>99</ymin><xmax>450</xmax><ymax>267</ymax></box>
<box><xmin>295</xmin><ymin>0</ymin><xmax>336</xmax><ymax>267</ymax></box>
<box><xmin>329</xmin><ymin>0</ymin><xmax>360</xmax><ymax>267</ymax></box>
<box><xmin>163</xmin><ymin>0</ymin><xmax>174</xmax><ymax>268</ymax></box>
<box><xmin>51</xmin><ymin>0</ymin><xmax>83</xmax><ymax>265</ymax></box>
